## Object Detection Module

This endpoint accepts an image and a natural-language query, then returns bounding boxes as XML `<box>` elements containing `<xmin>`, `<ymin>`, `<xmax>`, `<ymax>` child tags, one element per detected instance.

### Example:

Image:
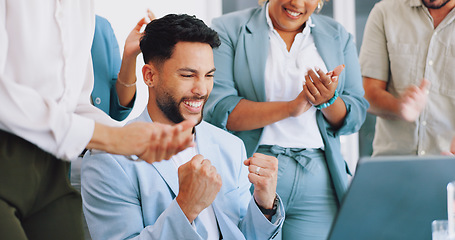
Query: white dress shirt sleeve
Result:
<box><xmin>0</xmin><ymin>0</ymin><xmax>117</xmax><ymax>161</ymax></box>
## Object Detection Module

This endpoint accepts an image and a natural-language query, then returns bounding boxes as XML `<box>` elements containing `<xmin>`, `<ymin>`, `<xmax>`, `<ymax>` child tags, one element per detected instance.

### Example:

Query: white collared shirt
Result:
<box><xmin>259</xmin><ymin>3</ymin><xmax>325</xmax><ymax>149</ymax></box>
<box><xmin>0</xmin><ymin>0</ymin><xmax>116</xmax><ymax>160</ymax></box>
<box><xmin>171</xmin><ymin>145</ymin><xmax>220</xmax><ymax>240</ymax></box>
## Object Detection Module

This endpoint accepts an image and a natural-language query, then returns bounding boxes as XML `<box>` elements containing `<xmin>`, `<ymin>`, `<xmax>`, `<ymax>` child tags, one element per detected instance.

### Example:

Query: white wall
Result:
<box><xmin>94</xmin><ymin>0</ymin><xmax>222</xmax><ymax>123</ymax></box>
<box><xmin>332</xmin><ymin>0</ymin><xmax>359</xmax><ymax>177</ymax></box>
<box><xmin>333</xmin><ymin>0</ymin><xmax>356</xmax><ymax>38</ymax></box>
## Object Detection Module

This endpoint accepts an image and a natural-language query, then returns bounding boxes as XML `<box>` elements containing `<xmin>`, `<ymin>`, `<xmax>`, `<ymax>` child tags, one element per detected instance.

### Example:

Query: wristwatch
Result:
<box><xmin>257</xmin><ymin>195</ymin><xmax>278</xmax><ymax>216</ymax></box>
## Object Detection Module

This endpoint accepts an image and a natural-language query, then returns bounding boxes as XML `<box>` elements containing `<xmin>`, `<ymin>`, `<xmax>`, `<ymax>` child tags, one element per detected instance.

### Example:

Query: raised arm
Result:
<box><xmin>239</xmin><ymin>149</ymin><xmax>284</xmax><ymax>239</ymax></box>
<box><xmin>116</xmin><ymin>10</ymin><xmax>156</xmax><ymax>107</ymax></box>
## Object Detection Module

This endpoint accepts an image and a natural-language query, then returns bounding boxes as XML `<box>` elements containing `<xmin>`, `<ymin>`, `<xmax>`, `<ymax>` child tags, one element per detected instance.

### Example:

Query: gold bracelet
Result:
<box><xmin>117</xmin><ymin>78</ymin><xmax>136</xmax><ymax>87</ymax></box>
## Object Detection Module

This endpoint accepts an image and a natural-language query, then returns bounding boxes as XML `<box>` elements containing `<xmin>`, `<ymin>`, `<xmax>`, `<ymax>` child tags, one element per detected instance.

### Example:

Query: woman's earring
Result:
<box><xmin>316</xmin><ymin>0</ymin><xmax>323</xmax><ymax>13</ymax></box>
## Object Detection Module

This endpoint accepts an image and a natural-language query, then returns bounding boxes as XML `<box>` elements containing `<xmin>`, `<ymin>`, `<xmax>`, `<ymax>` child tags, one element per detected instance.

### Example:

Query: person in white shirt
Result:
<box><xmin>0</xmin><ymin>1</ymin><xmax>193</xmax><ymax>239</ymax></box>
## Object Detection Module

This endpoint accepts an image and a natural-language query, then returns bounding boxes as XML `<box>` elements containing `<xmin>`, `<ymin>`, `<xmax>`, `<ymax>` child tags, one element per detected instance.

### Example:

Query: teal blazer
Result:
<box><xmin>91</xmin><ymin>15</ymin><xmax>134</xmax><ymax>121</ymax></box>
<box><xmin>204</xmin><ymin>5</ymin><xmax>369</xmax><ymax>203</ymax></box>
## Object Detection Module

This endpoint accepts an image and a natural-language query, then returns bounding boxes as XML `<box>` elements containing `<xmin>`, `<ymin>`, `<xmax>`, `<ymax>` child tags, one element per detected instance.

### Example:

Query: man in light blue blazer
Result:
<box><xmin>82</xmin><ymin>14</ymin><xmax>284</xmax><ymax>240</ymax></box>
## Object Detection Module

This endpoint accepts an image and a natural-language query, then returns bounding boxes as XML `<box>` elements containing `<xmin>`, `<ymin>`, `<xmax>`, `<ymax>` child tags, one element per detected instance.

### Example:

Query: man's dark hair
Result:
<box><xmin>140</xmin><ymin>14</ymin><xmax>221</xmax><ymax>65</ymax></box>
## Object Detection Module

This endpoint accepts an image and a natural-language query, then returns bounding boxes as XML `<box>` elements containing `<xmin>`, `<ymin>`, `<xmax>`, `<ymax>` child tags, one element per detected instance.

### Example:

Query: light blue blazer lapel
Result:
<box><xmin>152</xmin><ymin>123</ymin><xmax>210</xmax><ymax>239</ymax></box>
<box><xmin>212</xmin><ymin>203</ymin><xmax>245</xmax><ymax>240</ymax></box>
<box><xmin>134</xmin><ymin>109</ymin><xmax>180</xmax><ymax>197</ymax></box>
<box><xmin>311</xmin><ymin>15</ymin><xmax>342</xmax><ymax>76</ymax></box>
<box><xmin>195</xmin><ymin>122</ymin><xmax>222</xmax><ymax>174</ymax></box>
<box><xmin>152</xmin><ymin>159</ymin><xmax>179</xmax><ymax>197</ymax></box>
<box><xmin>193</xmin><ymin>218</ymin><xmax>209</xmax><ymax>240</ymax></box>
<box><xmin>153</xmin><ymin>160</ymin><xmax>208</xmax><ymax>239</ymax></box>
<box><xmin>194</xmin><ymin>122</ymin><xmax>223</xmax><ymax>239</ymax></box>
<box><xmin>151</xmin><ymin>122</ymin><xmax>223</xmax><ymax>203</ymax></box>
<box><xmin>153</xmin><ymin>158</ymin><xmax>209</xmax><ymax>238</ymax></box>
<box><xmin>244</xmin><ymin>4</ymin><xmax>269</xmax><ymax>102</ymax></box>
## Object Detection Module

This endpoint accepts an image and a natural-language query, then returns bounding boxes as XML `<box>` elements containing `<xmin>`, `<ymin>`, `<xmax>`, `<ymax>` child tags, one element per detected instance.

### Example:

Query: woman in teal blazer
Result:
<box><xmin>204</xmin><ymin>1</ymin><xmax>368</xmax><ymax>239</ymax></box>
<box><xmin>91</xmin><ymin>11</ymin><xmax>154</xmax><ymax>120</ymax></box>
<box><xmin>91</xmin><ymin>15</ymin><xmax>137</xmax><ymax>121</ymax></box>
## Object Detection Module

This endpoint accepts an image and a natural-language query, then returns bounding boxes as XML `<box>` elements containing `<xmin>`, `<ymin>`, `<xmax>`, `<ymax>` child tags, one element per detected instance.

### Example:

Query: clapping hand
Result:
<box><xmin>304</xmin><ymin>64</ymin><xmax>345</xmax><ymax>106</ymax></box>
<box><xmin>399</xmin><ymin>79</ymin><xmax>430</xmax><ymax>122</ymax></box>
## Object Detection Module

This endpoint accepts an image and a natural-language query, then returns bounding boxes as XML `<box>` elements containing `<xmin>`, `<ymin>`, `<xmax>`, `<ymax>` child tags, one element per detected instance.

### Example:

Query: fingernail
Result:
<box><xmin>332</xmin><ymin>76</ymin><xmax>338</xmax><ymax>81</ymax></box>
<box><xmin>315</xmin><ymin>66</ymin><xmax>320</xmax><ymax>72</ymax></box>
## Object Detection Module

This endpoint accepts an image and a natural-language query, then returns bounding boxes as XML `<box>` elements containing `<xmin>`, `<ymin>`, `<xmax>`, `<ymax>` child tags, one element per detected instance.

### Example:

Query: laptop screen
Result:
<box><xmin>328</xmin><ymin>155</ymin><xmax>455</xmax><ymax>240</ymax></box>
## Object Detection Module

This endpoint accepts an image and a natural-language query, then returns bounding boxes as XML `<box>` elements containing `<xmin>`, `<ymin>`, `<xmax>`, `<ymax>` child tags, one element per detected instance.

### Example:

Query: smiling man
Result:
<box><xmin>81</xmin><ymin>14</ymin><xmax>284</xmax><ymax>240</ymax></box>
<box><xmin>360</xmin><ymin>0</ymin><xmax>455</xmax><ymax>156</ymax></box>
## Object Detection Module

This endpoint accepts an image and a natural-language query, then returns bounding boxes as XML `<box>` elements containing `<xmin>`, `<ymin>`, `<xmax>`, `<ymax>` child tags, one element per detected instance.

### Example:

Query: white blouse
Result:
<box><xmin>259</xmin><ymin>3</ymin><xmax>325</xmax><ymax>149</ymax></box>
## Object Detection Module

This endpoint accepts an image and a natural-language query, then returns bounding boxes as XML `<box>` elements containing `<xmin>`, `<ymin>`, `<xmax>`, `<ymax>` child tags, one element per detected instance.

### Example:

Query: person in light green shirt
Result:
<box><xmin>360</xmin><ymin>0</ymin><xmax>455</xmax><ymax>156</ymax></box>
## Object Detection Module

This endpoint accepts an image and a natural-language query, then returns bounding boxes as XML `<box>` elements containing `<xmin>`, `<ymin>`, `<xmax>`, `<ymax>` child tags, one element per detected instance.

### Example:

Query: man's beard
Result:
<box><xmin>422</xmin><ymin>0</ymin><xmax>451</xmax><ymax>9</ymax></box>
<box><xmin>156</xmin><ymin>89</ymin><xmax>207</xmax><ymax>125</ymax></box>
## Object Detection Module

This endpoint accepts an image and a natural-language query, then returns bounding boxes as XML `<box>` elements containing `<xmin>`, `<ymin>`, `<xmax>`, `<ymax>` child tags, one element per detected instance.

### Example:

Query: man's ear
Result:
<box><xmin>142</xmin><ymin>63</ymin><xmax>158</xmax><ymax>87</ymax></box>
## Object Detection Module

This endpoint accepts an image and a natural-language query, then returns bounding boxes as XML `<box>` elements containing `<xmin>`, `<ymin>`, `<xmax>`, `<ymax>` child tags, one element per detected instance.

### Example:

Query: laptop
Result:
<box><xmin>327</xmin><ymin>155</ymin><xmax>455</xmax><ymax>240</ymax></box>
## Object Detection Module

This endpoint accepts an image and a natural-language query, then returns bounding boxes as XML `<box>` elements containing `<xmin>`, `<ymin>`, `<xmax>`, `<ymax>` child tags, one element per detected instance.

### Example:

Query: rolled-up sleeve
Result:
<box><xmin>204</xmin><ymin>18</ymin><xmax>244</xmax><ymax>131</ymax></box>
<box><xmin>331</xmin><ymin>29</ymin><xmax>369</xmax><ymax>136</ymax></box>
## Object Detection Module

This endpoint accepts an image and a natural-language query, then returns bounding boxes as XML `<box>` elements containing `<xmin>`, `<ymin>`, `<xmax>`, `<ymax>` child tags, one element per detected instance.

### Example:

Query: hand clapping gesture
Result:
<box><xmin>92</xmin><ymin>120</ymin><xmax>196</xmax><ymax>164</ymax></box>
<box><xmin>303</xmin><ymin>64</ymin><xmax>345</xmax><ymax>106</ymax></box>
<box><xmin>287</xmin><ymin>65</ymin><xmax>345</xmax><ymax>118</ymax></box>
<box><xmin>398</xmin><ymin>79</ymin><xmax>430</xmax><ymax>122</ymax></box>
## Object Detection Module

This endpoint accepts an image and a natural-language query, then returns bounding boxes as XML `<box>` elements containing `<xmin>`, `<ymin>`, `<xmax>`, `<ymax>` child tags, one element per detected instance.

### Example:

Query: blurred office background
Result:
<box><xmin>96</xmin><ymin>0</ymin><xmax>381</xmax><ymax>175</ymax></box>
